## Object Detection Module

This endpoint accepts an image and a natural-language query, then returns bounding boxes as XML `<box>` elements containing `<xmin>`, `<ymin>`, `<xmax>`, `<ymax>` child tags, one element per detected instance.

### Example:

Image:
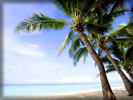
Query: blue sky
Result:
<box><xmin>3</xmin><ymin>2</ymin><xmax>130</xmax><ymax>84</ymax></box>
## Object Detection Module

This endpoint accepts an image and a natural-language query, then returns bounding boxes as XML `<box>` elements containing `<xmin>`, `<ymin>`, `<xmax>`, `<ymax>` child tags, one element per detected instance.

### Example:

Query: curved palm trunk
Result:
<box><xmin>103</xmin><ymin>48</ymin><xmax>133</xmax><ymax>96</ymax></box>
<box><xmin>123</xmin><ymin>67</ymin><xmax>133</xmax><ymax>81</ymax></box>
<box><xmin>78</xmin><ymin>31</ymin><xmax>116</xmax><ymax>100</ymax></box>
<box><xmin>127</xmin><ymin>72</ymin><xmax>133</xmax><ymax>81</ymax></box>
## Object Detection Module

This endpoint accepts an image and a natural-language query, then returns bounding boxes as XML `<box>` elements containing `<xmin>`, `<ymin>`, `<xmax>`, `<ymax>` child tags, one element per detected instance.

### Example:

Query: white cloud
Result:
<box><xmin>29</xmin><ymin>76</ymin><xmax>93</xmax><ymax>84</ymax></box>
<box><xmin>15</xmin><ymin>47</ymin><xmax>45</xmax><ymax>57</ymax></box>
<box><xmin>26</xmin><ymin>43</ymin><xmax>39</xmax><ymax>48</ymax></box>
<box><xmin>4</xmin><ymin>30</ymin><xmax>46</xmax><ymax>58</ymax></box>
<box><xmin>60</xmin><ymin>76</ymin><xmax>92</xmax><ymax>83</ymax></box>
<box><xmin>4</xmin><ymin>30</ymin><xmax>70</xmax><ymax>84</ymax></box>
<box><xmin>4</xmin><ymin>76</ymin><xmax>94</xmax><ymax>84</ymax></box>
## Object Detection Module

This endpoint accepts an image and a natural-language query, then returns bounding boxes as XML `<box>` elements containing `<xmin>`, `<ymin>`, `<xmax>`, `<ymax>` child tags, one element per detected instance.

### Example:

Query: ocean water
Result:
<box><xmin>3</xmin><ymin>82</ymin><xmax>123</xmax><ymax>97</ymax></box>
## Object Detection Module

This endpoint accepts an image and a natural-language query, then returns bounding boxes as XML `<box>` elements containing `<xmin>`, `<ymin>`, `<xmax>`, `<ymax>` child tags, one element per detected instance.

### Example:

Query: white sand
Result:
<box><xmin>1</xmin><ymin>86</ymin><xmax>133</xmax><ymax>100</ymax></box>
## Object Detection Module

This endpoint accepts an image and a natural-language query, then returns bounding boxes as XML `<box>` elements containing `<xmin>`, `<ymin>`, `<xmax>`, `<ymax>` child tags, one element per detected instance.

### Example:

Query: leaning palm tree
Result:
<box><xmin>68</xmin><ymin>29</ymin><xmax>133</xmax><ymax>96</ymax></box>
<box><xmin>124</xmin><ymin>46</ymin><xmax>133</xmax><ymax>77</ymax></box>
<box><xmin>104</xmin><ymin>21</ymin><xmax>133</xmax><ymax>80</ymax></box>
<box><xmin>97</xmin><ymin>24</ymin><xmax>133</xmax><ymax>96</ymax></box>
<box><xmin>103</xmin><ymin>22</ymin><xmax>133</xmax><ymax>80</ymax></box>
<box><xmin>16</xmin><ymin>0</ymin><xmax>130</xmax><ymax>100</ymax></box>
<box><xmin>103</xmin><ymin>42</ymin><xmax>133</xmax><ymax>80</ymax></box>
<box><xmin>67</xmin><ymin>13</ymin><xmax>133</xmax><ymax>95</ymax></box>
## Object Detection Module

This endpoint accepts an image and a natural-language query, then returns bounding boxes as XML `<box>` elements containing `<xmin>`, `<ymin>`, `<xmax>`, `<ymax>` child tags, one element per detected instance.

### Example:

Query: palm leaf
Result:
<box><xmin>73</xmin><ymin>47</ymin><xmax>87</xmax><ymax>65</ymax></box>
<box><xmin>83</xmin><ymin>49</ymin><xmax>88</xmax><ymax>63</ymax></box>
<box><xmin>58</xmin><ymin>27</ymin><xmax>75</xmax><ymax>55</ymax></box>
<box><xmin>98</xmin><ymin>48</ymin><xmax>104</xmax><ymax>58</ymax></box>
<box><xmin>106</xmin><ymin>22</ymin><xmax>133</xmax><ymax>40</ymax></box>
<box><xmin>124</xmin><ymin>46</ymin><xmax>133</xmax><ymax>67</ymax></box>
<box><xmin>16</xmin><ymin>12</ymin><xmax>72</xmax><ymax>32</ymax></box>
<box><xmin>109</xmin><ymin>0</ymin><xmax>124</xmax><ymax>13</ymax></box>
<box><xmin>105</xmin><ymin>65</ymin><xmax>116</xmax><ymax>73</ymax></box>
<box><xmin>115</xmin><ymin>37</ymin><xmax>133</xmax><ymax>43</ymax></box>
<box><xmin>69</xmin><ymin>36</ymin><xmax>83</xmax><ymax>56</ymax></box>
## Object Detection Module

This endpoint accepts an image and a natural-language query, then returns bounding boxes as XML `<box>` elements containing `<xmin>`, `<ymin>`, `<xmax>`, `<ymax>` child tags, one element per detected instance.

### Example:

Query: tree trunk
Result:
<box><xmin>127</xmin><ymin>72</ymin><xmax>133</xmax><ymax>82</ymax></box>
<box><xmin>103</xmin><ymin>48</ymin><xmax>133</xmax><ymax>96</ymax></box>
<box><xmin>77</xmin><ymin>31</ymin><xmax>116</xmax><ymax>100</ymax></box>
<box><xmin>127</xmin><ymin>72</ymin><xmax>133</xmax><ymax>81</ymax></box>
<box><xmin>123</xmin><ymin>67</ymin><xmax>133</xmax><ymax>81</ymax></box>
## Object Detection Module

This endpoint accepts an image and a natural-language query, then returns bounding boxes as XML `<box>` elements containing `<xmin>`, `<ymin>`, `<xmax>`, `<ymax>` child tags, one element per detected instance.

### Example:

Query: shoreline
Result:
<box><xmin>41</xmin><ymin>86</ymin><xmax>125</xmax><ymax>97</ymax></box>
<box><xmin>3</xmin><ymin>86</ymin><xmax>125</xmax><ymax>97</ymax></box>
<box><xmin>2</xmin><ymin>86</ymin><xmax>133</xmax><ymax>100</ymax></box>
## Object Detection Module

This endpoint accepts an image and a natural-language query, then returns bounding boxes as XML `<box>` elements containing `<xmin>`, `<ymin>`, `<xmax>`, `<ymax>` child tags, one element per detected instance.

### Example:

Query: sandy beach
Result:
<box><xmin>1</xmin><ymin>87</ymin><xmax>133</xmax><ymax>100</ymax></box>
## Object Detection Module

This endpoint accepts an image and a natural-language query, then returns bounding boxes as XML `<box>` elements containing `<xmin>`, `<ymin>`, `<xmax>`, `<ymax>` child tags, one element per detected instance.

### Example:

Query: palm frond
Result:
<box><xmin>58</xmin><ymin>27</ymin><xmax>75</xmax><ymax>55</ymax></box>
<box><xmin>105</xmin><ymin>65</ymin><xmax>116</xmax><ymax>73</ymax></box>
<box><xmin>86</xmin><ymin>22</ymin><xmax>111</xmax><ymax>34</ymax></box>
<box><xmin>101</xmin><ymin>56</ymin><xmax>112</xmax><ymax>65</ymax></box>
<box><xmin>115</xmin><ymin>37</ymin><xmax>133</xmax><ymax>43</ymax></box>
<box><xmin>53</xmin><ymin>0</ymin><xmax>71</xmax><ymax>16</ymax></box>
<box><xmin>16</xmin><ymin>12</ymin><xmax>72</xmax><ymax>32</ymax></box>
<box><xmin>101</xmin><ymin>55</ymin><xmax>120</xmax><ymax>65</ymax></box>
<box><xmin>69</xmin><ymin>36</ymin><xmax>83</xmax><ymax>56</ymax></box>
<box><xmin>98</xmin><ymin>8</ymin><xmax>130</xmax><ymax>25</ymax></box>
<box><xmin>73</xmin><ymin>47</ymin><xmax>87</xmax><ymax>65</ymax></box>
<box><xmin>85</xmin><ymin>8</ymin><xmax>129</xmax><ymax>34</ymax></box>
<box><xmin>110</xmin><ymin>8</ymin><xmax>130</xmax><ymax>17</ymax></box>
<box><xmin>108</xmin><ymin>41</ymin><xmax>124</xmax><ymax>60</ymax></box>
<box><xmin>83</xmin><ymin>49</ymin><xmax>88</xmax><ymax>63</ymax></box>
<box><xmin>109</xmin><ymin>0</ymin><xmax>124</xmax><ymax>13</ymax></box>
<box><xmin>106</xmin><ymin>22</ymin><xmax>133</xmax><ymax>40</ymax></box>
<box><xmin>125</xmin><ymin>46</ymin><xmax>133</xmax><ymax>59</ymax></box>
<box><xmin>98</xmin><ymin>48</ymin><xmax>104</xmax><ymax>58</ymax></box>
<box><xmin>53</xmin><ymin>0</ymin><xmax>92</xmax><ymax>18</ymax></box>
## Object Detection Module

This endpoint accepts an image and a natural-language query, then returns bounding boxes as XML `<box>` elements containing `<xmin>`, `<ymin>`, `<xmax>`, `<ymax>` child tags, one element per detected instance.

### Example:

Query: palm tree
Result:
<box><xmin>68</xmin><ymin>34</ymin><xmax>133</xmax><ymax>80</ymax></box>
<box><xmin>124</xmin><ymin>46</ymin><xmax>133</xmax><ymax>79</ymax></box>
<box><xmin>16</xmin><ymin>0</ymin><xmax>130</xmax><ymax>99</ymax></box>
<box><xmin>67</xmin><ymin>13</ymin><xmax>133</xmax><ymax>95</ymax></box>
<box><xmin>99</xmin><ymin>27</ymin><xmax>133</xmax><ymax>96</ymax></box>
<box><xmin>103</xmin><ymin>42</ymin><xmax>133</xmax><ymax>80</ymax></box>
<box><xmin>103</xmin><ymin>23</ymin><xmax>133</xmax><ymax>80</ymax></box>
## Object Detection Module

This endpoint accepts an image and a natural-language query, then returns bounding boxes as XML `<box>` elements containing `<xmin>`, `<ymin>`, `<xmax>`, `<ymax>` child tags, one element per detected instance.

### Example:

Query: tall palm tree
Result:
<box><xmin>67</xmin><ymin>13</ymin><xmax>133</xmax><ymax>95</ymax></box>
<box><xmin>16</xmin><ymin>0</ymin><xmax>130</xmax><ymax>99</ymax></box>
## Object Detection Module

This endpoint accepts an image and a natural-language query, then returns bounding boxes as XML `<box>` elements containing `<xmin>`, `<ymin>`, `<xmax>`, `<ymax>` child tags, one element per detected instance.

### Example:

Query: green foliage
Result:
<box><xmin>104</xmin><ymin>40</ymin><xmax>133</xmax><ymax>73</ymax></box>
<box><xmin>125</xmin><ymin>46</ymin><xmax>133</xmax><ymax>60</ymax></box>
<box><xmin>58</xmin><ymin>27</ymin><xmax>75</xmax><ymax>55</ymax></box>
<box><xmin>115</xmin><ymin>37</ymin><xmax>133</xmax><ymax>43</ymax></box>
<box><xmin>85</xmin><ymin>7</ymin><xmax>130</xmax><ymax>42</ymax></box>
<box><xmin>73</xmin><ymin>47</ymin><xmax>88</xmax><ymax>65</ymax></box>
<box><xmin>86</xmin><ymin>21</ymin><xmax>111</xmax><ymax>34</ymax></box>
<box><xmin>69</xmin><ymin>34</ymin><xmax>99</xmax><ymax>65</ymax></box>
<box><xmin>69</xmin><ymin>37</ymin><xmax>83</xmax><ymax>57</ymax></box>
<box><xmin>105</xmin><ymin>65</ymin><xmax>117</xmax><ymax>73</ymax></box>
<box><xmin>68</xmin><ymin>34</ymin><xmax>94</xmax><ymax>65</ymax></box>
<box><xmin>67</xmin><ymin>6</ymin><xmax>131</xmax><ymax>66</ymax></box>
<box><xmin>16</xmin><ymin>12</ymin><xmax>66</xmax><ymax>32</ymax></box>
<box><xmin>124</xmin><ymin>46</ymin><xmax>133</xmax><ymax>70</ymax></box>
<box><xmin>98</xmin><ymin>48</ymin><xmax>104</xmax><ymax>58</ymax></box>
<box><xmin>53</xmin><ymin>0</ymin><xmax>127</xmax><ymax>22</ymax></box>
<box><xmin>104</xmin><ymin>21</ymin><xmax>133</xmax><ymax>74</ymax></box>
<box><xmin>109</xmin><ymin>41</ymin><xmax>124</xmax><ymax>60</ymax></box>
<box><xmin>106</xmin><ymin>22</ymin><xmax>133</xmax><ymax>40</ymax></box>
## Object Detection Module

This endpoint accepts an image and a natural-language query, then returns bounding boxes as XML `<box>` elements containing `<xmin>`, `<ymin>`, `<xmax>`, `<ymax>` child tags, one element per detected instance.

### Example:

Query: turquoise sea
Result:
<box><xmin>4</xmin><ymin>82</ymin><xmax>123</xmax><ymax>97</ymax></box>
